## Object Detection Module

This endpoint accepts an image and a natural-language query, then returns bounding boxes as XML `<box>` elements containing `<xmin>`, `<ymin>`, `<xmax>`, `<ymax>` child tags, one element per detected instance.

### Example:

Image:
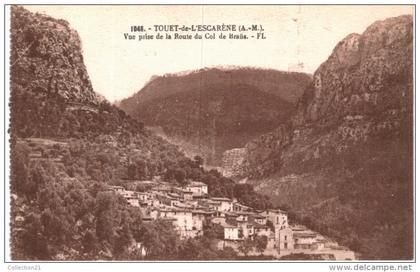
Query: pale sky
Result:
<box><xmin>24</xmin><ymin>5</ymin><xmax>413</xmax><ymax>102</ymax></box>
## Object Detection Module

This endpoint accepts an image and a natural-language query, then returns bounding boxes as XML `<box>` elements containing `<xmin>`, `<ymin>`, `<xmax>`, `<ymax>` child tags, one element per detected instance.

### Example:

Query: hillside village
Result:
<box><xmin>109</xmin><ymin>179</ymin><xmax>356</xmax><ymax>260</ymax></box>
<box><xmin>13</xmin><ymin>136</ymin><xmax>355</xmax><ymax>260</ymax></box>
<box><xmin>21</xmin><ymin>135</ymin><xmax>356</xmax><ymax>261</ymax></box>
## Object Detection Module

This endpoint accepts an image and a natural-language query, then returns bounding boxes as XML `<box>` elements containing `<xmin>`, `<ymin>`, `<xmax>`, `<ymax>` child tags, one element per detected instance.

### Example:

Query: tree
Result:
<box><xmin>21</xmin><ymin>214</ymin><xmax>50</xmax><ymax>259</ymax></box>
<box><xmin>218</xmin><ymin>246</ymin><xmax>237</xmax><ymax>260</ymax></box>
<box><xmin>178</xmin><ymin>238</ymin><xmax>201</xmax><ymax>260</ymax></box>
<box><xmin>127</xmin><ymin>163</ymin><xmax>137</xmax><ymax>180</ymax></box>
<box><xmin>266</xmin><ymin>220</ymin><xmax>275</xmax><ymax>232</ymax></box>
<box><xmin>82</xmin><ymin>230</ymin><xmax>97</xmax><ymax>253</ymax></box>
<box><xmin>203</xmin><ymin>222</ymin><xmax>223</xmax><ymax>239</ymax></box>
<box><xmin>114</xmin><ymin>215</ymin><xmax>133</xmax><ymax>258</ymax></box>
<box><xmin>238</xmin><ymin>237</ymin><xmax>254</xmax><ymax>257</ymax></box>
<box><xmin>95</xmin><ymin>192</ymin><xmax>117</xmax><ymax>243</ymax></box>
<box><xmin>136</xmin><ymin>159</ymin><xmax>147</xmax><ymax>179</ymax></box>
<box><xmin>138</xmin><ymin>220</ymin><xmax>180</xmax><ymax>260</ymax></box>
<box><xmin>174</xmin><ymin>168</ymin><xmax>187</xmax><ymax>185</ymax></box>
<box><xmin>10</xmin><ymin>142</ymin><xmax>30</xmax><ymax>195</ymax></box>
<box><xmin>40</xmin><ymin>208</ymin><xmax>68</xmax><ymax>243</ymax></box>
<box><xmin>255</xmin><ymin>235</ymin><xmax>268</xmax><ymax>255</ymax></box>
<box><xmin>193</xmin><ymin>155</ymin><xmax>204</xmax><ymax>167</ymax></box>
<box><xmin>164</xmin><ymin>167</ymin><xmax>175</xmax><ymax>182</ymax></box>
<box><xmin>127</xmin><ymin>207</ymin><xmax>143</xmax><ymax>242</ymax></box>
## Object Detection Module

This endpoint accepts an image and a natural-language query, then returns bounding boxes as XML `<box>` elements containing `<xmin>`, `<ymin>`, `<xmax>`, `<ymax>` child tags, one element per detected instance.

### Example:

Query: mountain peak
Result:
<box><xmin>10</xmin><ymin>6</ymin><xmax>144</xmax><ymax>138</ymax></box>
<box><xmin>293</xmin><ymin>14</ymin><xmax>412</xmax><ymax>127</ymax></box>
<box><xmin>11</xmin><ymin>5</ymin><xmax>98</xmax><ymax>105</ymax></box>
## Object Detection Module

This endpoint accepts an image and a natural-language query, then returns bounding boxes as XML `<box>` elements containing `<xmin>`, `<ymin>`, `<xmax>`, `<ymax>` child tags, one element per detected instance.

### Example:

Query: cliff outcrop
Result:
<box><xmin>10</xmin><ymin>6</ymin><xmax>144</xmax><ymax>138</ymax></box>
<box><xmin>223</xmin><ymin>15</ymin><xmax>412</xmax><ymax>180</ymax></box>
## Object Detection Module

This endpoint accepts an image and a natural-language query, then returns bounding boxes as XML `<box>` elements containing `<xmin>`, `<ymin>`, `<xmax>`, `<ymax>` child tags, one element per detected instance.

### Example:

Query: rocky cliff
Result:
<box><xmin>11</xmin><ymin>6</ymin><xmax>98</xmax><ymax>104</ymax></box>
<box><xmin>10</xmin><ymin>6</ymin><xmax>144</xmax><ymax>138</ymax></box>
<box><xmin>119</xmin><ymin>68</ymin><xmax>311</xmax><ymax>165</ymax></box>
<box><xmin>223</xmin><ymin>15</ymin><xmax>413</xmax><ymax>259</ymax></box>
<box><xmin>224</xmin><ymin>15</ymin><xmax>412</xmax><ymax>179</ymax></box>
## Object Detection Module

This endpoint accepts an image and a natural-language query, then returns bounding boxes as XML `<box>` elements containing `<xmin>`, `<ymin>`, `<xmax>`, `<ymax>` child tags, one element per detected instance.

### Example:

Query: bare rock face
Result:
<box><xmin>11</xmin><ymin>6</ymin><xmax>98</xmax><ymax>105</ymax></box>
<box><xmin>221</xmin><ymin>124</ymin><xmax>293</xmax><ymax>178</ymax></box>
<box><xmin>224</xmin><ymin>15</ymin><xmax>413</xmax><ymax>180</ymax></box>
<box><xmin>10</xmin><ymin>6</ymin><xmax>144</xmax><ymax>138</ymax></box>
<box><xmin>221</xmin><ymin>148</ymin><xmax>247</xmax><ymax>177</ymax></box>
<box><xmin>294</xmin><ymin>15</ymin><xmax>412</xmax><ymax>127</ymax></box>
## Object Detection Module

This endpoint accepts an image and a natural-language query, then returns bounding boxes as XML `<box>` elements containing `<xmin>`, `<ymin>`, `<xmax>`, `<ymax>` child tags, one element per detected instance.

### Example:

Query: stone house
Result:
<box><xmin>185</xmin><ymin>181</ymin><xmax>208</xmax><ymax>196</ymax></box>
<box><xmin>210</xmin><ymin>197</ymin><xmax>233</xmax><ymax>212</ymax></box>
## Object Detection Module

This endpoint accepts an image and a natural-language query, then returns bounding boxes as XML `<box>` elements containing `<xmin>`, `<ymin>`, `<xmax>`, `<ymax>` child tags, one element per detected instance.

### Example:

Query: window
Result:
<box><xmin>284</xmin><ymin>235</ymin><xmax>287</xmax><ymax>240</ymax></box>
<box><xmin>277</xmin><ymin>217</ymin><xmax>279</xmax><ymax>224</ymax></box>
<box><xmin>284</xmin><ymin>242</ymin><xmax>288</xmax><ymax>249</ymax></box>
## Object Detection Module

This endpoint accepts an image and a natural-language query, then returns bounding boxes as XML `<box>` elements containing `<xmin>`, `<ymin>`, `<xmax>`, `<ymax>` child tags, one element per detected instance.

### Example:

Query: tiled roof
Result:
<box><xmin>192</xmin><ymin>210</ymin><xmax>215</xmax><ymax>214</ymax></box>
<box><xmin>253</xmin><ymin>222</ymin><xmax>268</xmax><ymax>229</ymax></box>
<box><xmin>109</xmin><ymin>185</ymin><xmax>124</xmax><ymax>189</ymax></box>
<box><xmin>220</xmin><ymin>221</ymin><xmax>238</xmax><ymax>228</ymax></box>
<box><xmin>210</xmin><ymin>197</ymin><xmax>232</xmax><ymax>202</ymax></box>
<box><xmin>293</xmin><ymin>232</ymin><xmax>317</xmax><ymax>238</ymax></box>
<box><xmin>188</xmin><ymin>181</ymin><xmax>207</xmax><ymax>187</ymax></box>
<box><xmin>160</xmin><ymin>217</ymin><xmax>177</xmax><ymax>221</ymax></box>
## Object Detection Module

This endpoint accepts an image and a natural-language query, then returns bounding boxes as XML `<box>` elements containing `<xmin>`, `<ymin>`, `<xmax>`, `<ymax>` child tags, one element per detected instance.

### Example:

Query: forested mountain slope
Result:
<box><xmin>119</xmin><ymin>67</ymin><xmax>311</xmax><ymax>165</ymax></box>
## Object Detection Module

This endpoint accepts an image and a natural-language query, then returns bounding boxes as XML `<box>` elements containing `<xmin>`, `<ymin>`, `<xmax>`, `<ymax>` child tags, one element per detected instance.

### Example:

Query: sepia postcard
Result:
<box><xmin>1</xmin><ymin>2</ymin><xmax>416</xmax><ymax>272</ymax></box>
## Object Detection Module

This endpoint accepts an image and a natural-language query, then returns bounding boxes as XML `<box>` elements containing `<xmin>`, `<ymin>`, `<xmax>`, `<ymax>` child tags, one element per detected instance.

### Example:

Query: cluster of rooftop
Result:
<box><xmin>108</xmin><ymin>180</ymin><xmax>355</xmax><ymax>260</ymax></box>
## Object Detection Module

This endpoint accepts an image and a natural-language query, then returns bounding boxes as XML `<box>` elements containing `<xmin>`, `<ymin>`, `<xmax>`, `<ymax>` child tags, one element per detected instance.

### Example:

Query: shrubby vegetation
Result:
<box><xmin>10</xmin><ymin>128</ymin><xmax>270</xmax><ymax>260</ymax></box>
<box><xmin>11</xmin><ymin>85</ymin><xmax>144</xmax><ymax>139</ymax></box>
<box><xmin>272</xmin><ymin>134</ymin><xmax>413</xmax><ymax>260</ymax></box>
